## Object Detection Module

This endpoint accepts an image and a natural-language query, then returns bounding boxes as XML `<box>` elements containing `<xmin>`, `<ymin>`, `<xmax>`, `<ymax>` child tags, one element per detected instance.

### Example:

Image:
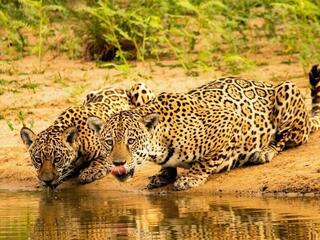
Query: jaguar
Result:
<box><xmin>20</xmin><ymin>83</ymin><xmax>155</xmax><ymax>188</ymax></box>
<box><xmin>87</xmin><ymin>65</ymin><xmax>320</xmax><ymax>190</ymax></box>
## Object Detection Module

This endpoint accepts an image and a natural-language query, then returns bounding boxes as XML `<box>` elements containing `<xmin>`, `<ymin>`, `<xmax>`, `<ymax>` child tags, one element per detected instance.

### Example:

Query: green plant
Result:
<box><xmin>5</xmin><ymin>111</ymin><xmax>35</xmax><ymax>131</ymax></box>
<box><xmin>21</xmin><ymin>81</ymin><xmax>40</xmax><ymax>92</ymax></box>
<box><xmin>70</xmin><ymin>84</ymin><xmax>87</xmax><ymax>100</ymax></box>
<box><xmin>6</xmin><ymin>120</ymin><xmax>15</xmax><ymax>131</ymax></box>
<box><xmin>21</xmin><ymin>0</ymin><xmax>67</xmax><ymax>70</ymax></box>
<box><xmin>81</xmin><ymin>1</ymin><xmax>167</xmax><ymax>63</ymax></box>
<box><xmin>1</xmin><ymin>0</ymin><xmax>320</xmax><ymax>73</ymax></box>
<box><xmin>52</xmin><ymin>72</ymin><xmax>68</xmax><ymax>87</ymax></box>
<box><xmin>223</xmin><ymin>54</ymin><xmax>256</xmax><ymax>74</ymax></box>
<box><xmin>18</xmin><ymin>111</ymin><xmax>26</xmax><ymax>125</ymax></box>
<box><xmin>271</xmin><ymin>0</ymin><xmax>320</xmax><ymax>67</ymax></box>
<box><xmin>0</xmin><ymin>0</ymin><xmax>67</xmax><ymax>64</ymax></box>
<box><xmin>0</xmin><ymin>1</ymin><xmax>29</xmax><ymax>56</ymax></box>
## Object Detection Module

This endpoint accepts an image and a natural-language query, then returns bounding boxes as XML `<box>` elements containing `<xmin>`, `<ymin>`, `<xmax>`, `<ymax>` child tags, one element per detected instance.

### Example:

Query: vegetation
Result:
<box><xmin>1</xmin><ymin>0</ymin><xmax>320</xmax><ymax>72</ymax></box>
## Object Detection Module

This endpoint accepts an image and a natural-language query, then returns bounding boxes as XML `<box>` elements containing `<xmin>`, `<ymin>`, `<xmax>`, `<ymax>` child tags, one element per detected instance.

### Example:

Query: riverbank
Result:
<box><xmin>0</xmin><ymin>55</ymin><xmax>319</xmax><ymax>196</ymax></box>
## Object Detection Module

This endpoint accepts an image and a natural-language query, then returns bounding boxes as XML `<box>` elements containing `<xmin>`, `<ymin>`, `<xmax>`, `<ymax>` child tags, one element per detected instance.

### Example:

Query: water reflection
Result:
<box><xmin>0</xmin><ymin>190</ymin><xmax>320</xmax><ymax>240</ymax></box>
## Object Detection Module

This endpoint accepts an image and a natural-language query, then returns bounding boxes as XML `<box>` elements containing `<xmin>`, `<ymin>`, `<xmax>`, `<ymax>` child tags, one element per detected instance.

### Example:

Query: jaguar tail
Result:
<box><xmin>309</xmin><ymin>64</ymin><xmax>320</xmax><ymax>132</ymax></box>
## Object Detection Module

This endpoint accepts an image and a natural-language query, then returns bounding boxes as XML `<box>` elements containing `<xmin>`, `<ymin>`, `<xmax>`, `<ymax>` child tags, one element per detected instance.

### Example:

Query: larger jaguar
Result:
<box><xmin>87</xmin><ymin>65</ymin><xmax>320</xmax><ymax>191</ymax></box>
<box><xmin>20</xmin><ymin>83</ymin><xmax>155</xmax><ymax>188</ymax></box>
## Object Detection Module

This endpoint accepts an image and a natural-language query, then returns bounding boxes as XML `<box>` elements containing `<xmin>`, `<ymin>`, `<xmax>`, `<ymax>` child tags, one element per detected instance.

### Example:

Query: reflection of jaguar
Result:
<box><xmin>20</xmin><ymin>83</ymin><xmax>154</xmax><ymax>188</ymax></box>
<box><xmin>88</xmin><ymin>65</ymin><xmax>320</xmax><ymax>190</ymax></box>
<box><xmin>29</xmin><ymin>191</ymin><xmax>320</xmax><ymax>239</ymax></box>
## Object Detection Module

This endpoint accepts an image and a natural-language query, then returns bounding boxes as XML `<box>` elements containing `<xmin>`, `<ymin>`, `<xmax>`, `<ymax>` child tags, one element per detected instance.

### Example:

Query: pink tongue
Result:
<box><xmin>111</xmin><ymin>166</ymin><xmax>127</xmax><ymax>176</ymax></box>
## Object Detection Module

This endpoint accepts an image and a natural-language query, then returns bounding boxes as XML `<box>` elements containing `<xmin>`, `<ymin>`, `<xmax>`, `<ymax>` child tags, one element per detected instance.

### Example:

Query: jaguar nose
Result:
<box><xmin>113</xmin><ymin>160</ymin><xmax>126</xmax><ymax>166</ymax></box>
<box><xmin>43</xmin><ymin>179</ymin><xmax>54</xmax><ymax>186</ymax></box>
<box><xmin>41</xmin><ymin>179</ymin><xmax>57</xmax><ymax>189</ymax></box>
<box><xmin>40</xmin><ymin>173</ymin><xmax>55</xmax><ymax>186</ymax></box>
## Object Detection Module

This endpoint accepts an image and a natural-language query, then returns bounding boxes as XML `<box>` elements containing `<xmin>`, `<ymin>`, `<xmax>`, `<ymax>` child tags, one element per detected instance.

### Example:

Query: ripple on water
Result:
<box><xmin>0</xmin><ymin>190</ymin><xmax>320</xmax><ymax>240</ymax></box>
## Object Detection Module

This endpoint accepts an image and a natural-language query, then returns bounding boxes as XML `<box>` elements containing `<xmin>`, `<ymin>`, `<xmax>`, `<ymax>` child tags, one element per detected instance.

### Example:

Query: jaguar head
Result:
<box><xmin>20</xmin><ymin>126</ymin><xmax>79</xmax><ymax>188</ymax></box>
<box><xmin>87</xmin><ymin>111</ymin><xmax>159</xmax><ymax>181</ymax></box>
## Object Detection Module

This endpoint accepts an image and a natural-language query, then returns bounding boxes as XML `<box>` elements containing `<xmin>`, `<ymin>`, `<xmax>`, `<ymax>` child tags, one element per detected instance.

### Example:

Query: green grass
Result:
<box><xmin>1</xmin><ymin>0</ymin><xmax>320</xmax><ymax>73</ymax></box>
<box><xmin>6</xmin><ymin>120</ymin><xmax>15</xmax><ymax>131</ymax></box>
<box><xmin>4</xmin><ymin>110</ymin><xmax>35</xmax><ymax>132</ymax></box>
<box><xmin>0</xmin><ymin>79</ymin><xmax>8</xmax><ymax>85</ymax></box>
<box><xmin>0</xmin><ymin>76</ymin><xmax>40</xmax><ymax>95</ymax></box>
<box><xmin>21</xmin><ymin>82</ymin><xmax>40</xmax><ymax>90</ymax></box>
<box><xmin>223</xmin><ymin>55</ymin><xmax>256</xmax><ymax>74</ymax></box>
<box><xmin>52</xmin><ymin>72</ymin><xmax>69</xmax><ymax>87</ymax></box>
<box><xmin>0</xmin><ymin>62</ymin><xmax>18</xmax><ymax>75</ymax></box>
<box><xmin>69</xmin><ymin>84</ymin><xmax>87</xmax><ymax>100</ymax></box>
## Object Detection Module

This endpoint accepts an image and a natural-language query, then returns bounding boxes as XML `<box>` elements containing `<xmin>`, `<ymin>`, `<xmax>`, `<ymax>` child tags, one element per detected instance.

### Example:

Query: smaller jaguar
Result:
<box><xmin>87</xmin><ymin>65</ymin><xmax>320</xmax><ymax>190</ymax></box>
<box><xmin>20</xmin><ymin>83</ymin><xmax>155</xmax><ymax>188</ymax></box>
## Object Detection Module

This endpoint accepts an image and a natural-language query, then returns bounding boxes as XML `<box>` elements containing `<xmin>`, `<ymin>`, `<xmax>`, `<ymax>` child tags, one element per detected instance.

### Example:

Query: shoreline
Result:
<box><xmin>0</xmin><ymin>58</ymin><xmax>319</xmax><ymax>197</ymax></box>
<box><xmin>1</xmin><ymin>130</ymin><xmax>319</xmax><ymax>197</ymax></box>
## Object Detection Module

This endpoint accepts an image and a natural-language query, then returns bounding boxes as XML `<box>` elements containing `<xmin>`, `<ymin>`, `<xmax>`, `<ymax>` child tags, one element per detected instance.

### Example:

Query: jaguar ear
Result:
<box><xmin>63</xmin><ymin>127</ymin><xmax>78</xmax><ymax>145</ymax></box>
<box><xmin>142</xmin><ymin>113</ymin><xmax>159</xmax><ymax>131</ymax></box>
<box><xmin>20</xmin><ymin>127</ymin><xmax>36</xmax><ymax>147</ymax></box>
<box><xmin>87</xmin><ymin>116</ymin><xmax>105</xmax><ymax>135</ymax></box>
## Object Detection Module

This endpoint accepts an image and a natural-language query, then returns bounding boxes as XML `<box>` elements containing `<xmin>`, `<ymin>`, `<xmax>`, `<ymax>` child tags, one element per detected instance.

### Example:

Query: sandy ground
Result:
<box><xmin>0</xmin><ymin>52</ymin><xmax>319</xmax><ymax>195</ymax></box>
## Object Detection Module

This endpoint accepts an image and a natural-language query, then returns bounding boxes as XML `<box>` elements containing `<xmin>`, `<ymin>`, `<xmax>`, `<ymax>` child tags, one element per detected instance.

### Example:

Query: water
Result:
<box><xmin>0</xmin><ymin>190</ymin><xmax>320</xmax><ymax>240</ymax></box>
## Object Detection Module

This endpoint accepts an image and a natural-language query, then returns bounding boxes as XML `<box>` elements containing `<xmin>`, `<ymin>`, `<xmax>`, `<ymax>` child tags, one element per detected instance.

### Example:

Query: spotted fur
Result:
<box><xmin>20</xmin><ymin>83</ymin><xmax>155</xmax><ymax>188</ymax></box>
<box><xmin>127</xmin><ymin>83</ymin><xmax>155</xmax><ymax>107</ymax></box>
<box><xmin>88</xmin><ymin>65</ymin><xmax>320</xmax><ymax>191</ymax></box>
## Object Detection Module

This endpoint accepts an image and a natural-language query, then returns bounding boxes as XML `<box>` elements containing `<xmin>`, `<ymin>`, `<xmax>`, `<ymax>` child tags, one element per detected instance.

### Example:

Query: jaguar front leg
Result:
<box><xmin>78</xmin><ymin>158</ymin><xmax>109</xmax><ymax>184</ymax></box>
<box><xmin>173</xmin><ymin>162</ymin><xmax>210</xmax><ymax>191</ymax></box>
<box><xmin>147</xmin><ymin>167</ymin><xmax>177</xmax><ymax>189</ymax></box>
<box><xmin>173</xmin><ymin>152</ymin><xmax>235</xmax><ymax>191</ymax></box>
<box><xmin>249</xmin><ymin>138</ymin><xmax>287</xmax><ymax>165</ymax></box>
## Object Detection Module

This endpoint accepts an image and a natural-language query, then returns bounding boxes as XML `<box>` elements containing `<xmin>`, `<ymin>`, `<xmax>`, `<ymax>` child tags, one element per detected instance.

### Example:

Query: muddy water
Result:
<box><xmin>0</xmin><ymin>190</ymin><xmax>320</xmax><ymax>240</ymax></box>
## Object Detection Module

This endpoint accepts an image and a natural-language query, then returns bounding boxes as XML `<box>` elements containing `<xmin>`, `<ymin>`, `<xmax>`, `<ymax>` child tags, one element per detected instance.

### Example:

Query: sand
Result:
<box><xmin>0</xmin><ymin>53</ymin><xmax>319</xmax><ymax>195</ymax></box>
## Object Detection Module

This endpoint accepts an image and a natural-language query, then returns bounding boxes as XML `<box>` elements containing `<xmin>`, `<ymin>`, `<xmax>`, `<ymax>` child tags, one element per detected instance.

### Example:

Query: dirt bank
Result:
<box><xmin>0</xmin><ymin>54</ymin><xmax>319</xmax><ymax>195</ymax></box>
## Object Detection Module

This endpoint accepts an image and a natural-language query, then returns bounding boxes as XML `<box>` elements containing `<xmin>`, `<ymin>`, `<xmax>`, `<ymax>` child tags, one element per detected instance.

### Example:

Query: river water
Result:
<box><xmin>0</xmin><ymin>190</ymin><xmax>319</xmax><ymax>239</ymax></box>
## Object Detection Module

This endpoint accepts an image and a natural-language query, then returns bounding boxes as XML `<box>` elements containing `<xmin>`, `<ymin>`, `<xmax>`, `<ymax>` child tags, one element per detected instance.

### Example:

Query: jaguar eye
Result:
<box><xmin>106</xmin><ymin>139</ymin><xmax>113</xmax><ymax>146</ymax></box>
<box><xmin>128</xmin><ymin>138</ymin><xmax>135</xmax><ymax>145</ymax></box>
<box><xmin>35</xmin><ymin>158</ymin><xmax>42</xmax><ymax>164</ymax></box>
